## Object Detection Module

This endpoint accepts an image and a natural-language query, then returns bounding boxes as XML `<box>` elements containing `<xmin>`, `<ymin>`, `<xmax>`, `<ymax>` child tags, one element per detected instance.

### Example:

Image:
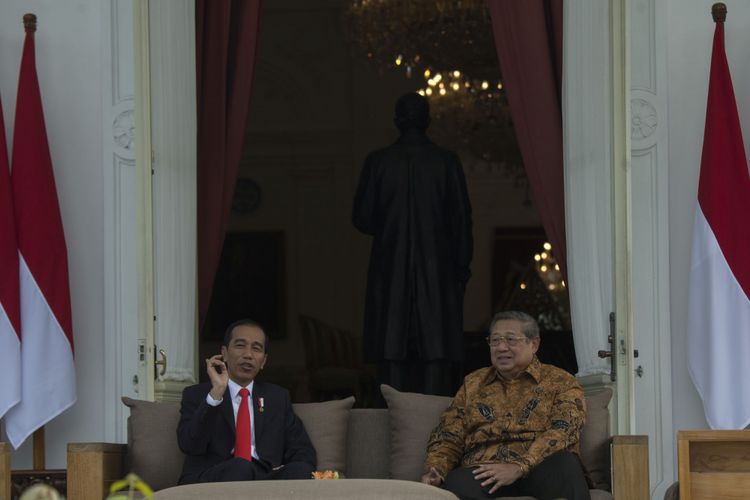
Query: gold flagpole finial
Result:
<box><xmin>712</xmin><ymin>3</ymin><xmax>727</xmax><ymax>23</ymax></box>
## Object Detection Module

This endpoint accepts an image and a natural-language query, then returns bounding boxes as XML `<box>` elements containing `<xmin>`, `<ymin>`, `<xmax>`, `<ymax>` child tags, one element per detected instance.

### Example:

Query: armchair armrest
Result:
<box><xmin>611</xmin><ymin>435</ymin><xmax>649</xmax><ymax>500</ymax></box>
<box><xmin>67</xmin><ymin>442</ymin><xmax>127</xmax><ymax>500</ymax></box>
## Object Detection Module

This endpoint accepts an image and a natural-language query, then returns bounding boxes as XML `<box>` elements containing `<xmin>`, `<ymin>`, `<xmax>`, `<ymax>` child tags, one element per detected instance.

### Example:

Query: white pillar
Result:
<box><xmin>103</xmin><ymin>0</ymin><xmax>140</xmax><ymax>443</ymax></box>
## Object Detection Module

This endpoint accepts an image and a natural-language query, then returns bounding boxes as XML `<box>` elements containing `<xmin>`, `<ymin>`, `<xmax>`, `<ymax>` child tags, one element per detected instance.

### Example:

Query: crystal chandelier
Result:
<box><xmin>510</xmin><ymin>242</ymin><xmax>571</xmax><ymax>331</ymax></box>
<box><xmin>532</xmin><ymin>242</ymin><xmax>565</xmax><ymax>294</ymax></box>
<box><xmin>346</xmin><ymin>0</ymin><xmax>496</xmax><ymax>79</ymax></box>
<box><xmin>346</xmin><ymin>0</ymin><xmax>524</xmax><ymax>178</ymax></box>
<box><xmin>416</xmin><ymin>69</ymin><xmax>522</xmax><ymax>170</ymax></box>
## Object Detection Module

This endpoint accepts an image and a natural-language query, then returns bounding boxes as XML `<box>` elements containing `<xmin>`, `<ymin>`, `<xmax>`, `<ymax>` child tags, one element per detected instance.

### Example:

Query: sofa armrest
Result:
<box><xmin>611</xmin><ymin>435</ymin><xmax>649</xmax><ymax>500</ymax></box>
<box><xmin>67</xmin><ymin>442</ymin><xmax>127</xmax><ymax>500</ymax></box>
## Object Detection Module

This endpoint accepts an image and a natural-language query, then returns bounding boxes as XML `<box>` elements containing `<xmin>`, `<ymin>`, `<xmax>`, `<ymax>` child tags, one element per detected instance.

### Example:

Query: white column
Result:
<box><xmin>564</xmin><ymin>0</ymin><xmax>676</xmax><ymax>497</ymax></box>
<box><xmin>103</xmin><ymin>0</ymin><xmax>140</xmax><ymax>443</ymax></box>
<box><xmin>630</xmin><ymin>0</ymin><xmax>674</xmax><ymax>497</ymax></box>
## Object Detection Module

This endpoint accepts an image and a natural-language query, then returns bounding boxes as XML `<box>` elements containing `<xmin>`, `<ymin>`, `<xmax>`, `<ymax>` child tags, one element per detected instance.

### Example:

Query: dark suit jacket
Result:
<box><xmin>177</xmin><ymin>381</ymin><xmax>316</xmax><ymax>484</ymax></box>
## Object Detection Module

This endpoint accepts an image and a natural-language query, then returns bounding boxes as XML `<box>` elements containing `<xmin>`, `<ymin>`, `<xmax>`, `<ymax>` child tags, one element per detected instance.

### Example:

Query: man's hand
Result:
<box><xmin>472</xmin><ymin>463</ymin><xmax>522</xmax><ymax>494</ymax></box>
<box><xmin>206</xmin><ymin>354</ymin><xmax>228</xmax><ymax>400</ymax></box>
<box><xmin>420</xmin><ymin>467</ymin><xmax>444</xmax><ymax>486</ymax></box>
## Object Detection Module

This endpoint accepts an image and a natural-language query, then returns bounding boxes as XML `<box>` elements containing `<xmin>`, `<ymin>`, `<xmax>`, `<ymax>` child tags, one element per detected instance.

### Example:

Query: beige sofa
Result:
<box><xmin>67</xmin><ymin>385</ymin><xmax>647</xmax><ymax>500</ymax></box>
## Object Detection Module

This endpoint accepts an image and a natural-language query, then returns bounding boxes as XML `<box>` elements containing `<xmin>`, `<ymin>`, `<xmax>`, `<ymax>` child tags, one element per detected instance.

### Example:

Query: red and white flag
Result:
<box><xmin>687</xmin><ymin>14</ymin><xmax>750</xmax><ymax>430</ymax></box>
<box><xmin>4</xmin><ymin>18</ymin><xmax>76</xmax><ymax>448</ymax></box>
<box><xmin>0</xmin><ymin>96</ymin><xmax>21</xmax><ymax>422</ymax></box>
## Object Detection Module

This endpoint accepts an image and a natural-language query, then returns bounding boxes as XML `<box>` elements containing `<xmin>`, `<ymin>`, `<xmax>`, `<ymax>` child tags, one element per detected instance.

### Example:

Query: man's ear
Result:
<box><xmin>531</xmin><ymin>336</ymin><xmax>541</xmax><ymax>354</ymax></box>
<box><xmin>220</xmin><ymin>345</ymin><xmax>228</xmax><ymax>358</ymax></box>
<box><xmin>260</xmin><ymin>353</ymin><xmax>267</xmax><ymax>370</ymax></box>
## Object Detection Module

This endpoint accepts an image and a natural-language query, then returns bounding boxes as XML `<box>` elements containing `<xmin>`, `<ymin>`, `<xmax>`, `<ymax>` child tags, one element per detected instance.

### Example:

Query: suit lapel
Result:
<box><xmin>220</xmin><ymin>386</ymin><xmax>235</xmax><ymax>433</ymax></box>
<box><xmin>253</xmin><ymin>381</ymin><xmax>265</xmax><ymax>443</ymax></box>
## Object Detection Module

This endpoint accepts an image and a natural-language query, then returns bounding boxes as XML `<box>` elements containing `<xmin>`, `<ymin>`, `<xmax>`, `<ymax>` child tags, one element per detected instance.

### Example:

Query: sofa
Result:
<box><xmin>67</xmin><ymin>384</ymin><xmax>648</xmax><ymax>500</ymax></box>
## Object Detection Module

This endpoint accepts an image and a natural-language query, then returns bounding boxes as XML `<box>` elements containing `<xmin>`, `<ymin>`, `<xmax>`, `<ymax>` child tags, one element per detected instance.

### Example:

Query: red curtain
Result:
<box><xmin>196</xmin><ymin>0</ymin><xmax>262</xmax><ymax>327</ymax></box>
<box><xmin>487</xmin><ymin>0</ymin><xmax>567</xmax><ymax>279</ymax></box>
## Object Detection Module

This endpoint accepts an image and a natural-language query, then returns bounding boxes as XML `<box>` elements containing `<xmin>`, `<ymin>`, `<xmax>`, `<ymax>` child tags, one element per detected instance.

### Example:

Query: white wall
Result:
<box><xmin>667</xmin><ymin>0</ymin><xmax>750</xmax><ymax>433</ymax></box>
<box><xmin>0</xmin><ymin>0</ymin><xmax>106</xmax><ymax>468</ymax></box>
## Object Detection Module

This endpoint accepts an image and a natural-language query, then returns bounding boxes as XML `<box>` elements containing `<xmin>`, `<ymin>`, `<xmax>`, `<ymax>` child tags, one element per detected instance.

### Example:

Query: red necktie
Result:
<box><xmin>234</xmin><ymin>388</ymin><xmax>252</xmax><ymax>461</ymax></box>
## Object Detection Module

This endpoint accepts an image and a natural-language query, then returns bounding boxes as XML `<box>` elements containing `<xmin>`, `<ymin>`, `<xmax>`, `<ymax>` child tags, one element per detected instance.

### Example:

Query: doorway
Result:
<box><xmin>197</xmin><ymin>0</ymin><xmax>573</xmax><ymax>404</ymax></box>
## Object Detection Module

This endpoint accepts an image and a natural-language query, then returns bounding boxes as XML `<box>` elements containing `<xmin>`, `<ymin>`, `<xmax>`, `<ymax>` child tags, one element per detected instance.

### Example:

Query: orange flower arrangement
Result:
<box><xmin>312</xmin><ymin>470</ymin><xmax>341</xmax><ymax>480</ymax></box>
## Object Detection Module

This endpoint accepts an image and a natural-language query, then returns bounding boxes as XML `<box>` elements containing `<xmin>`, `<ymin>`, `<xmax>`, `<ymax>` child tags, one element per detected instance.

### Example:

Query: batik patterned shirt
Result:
<box><xmin>424</xmin><ymin>357</ymin><xmax>586</xmax><ymax>477</ymax></box>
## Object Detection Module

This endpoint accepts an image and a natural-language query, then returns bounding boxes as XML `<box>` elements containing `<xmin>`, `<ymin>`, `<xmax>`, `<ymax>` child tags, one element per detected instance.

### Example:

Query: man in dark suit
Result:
<box><xmin>177</xmin><ymin>319</ymin><xmax>316</xmax><ymax>484</ymax></box>
<box><xmin>353</xmin><ymin>92</ymin><xmax>473</xmax><ymax>396</ymax></box>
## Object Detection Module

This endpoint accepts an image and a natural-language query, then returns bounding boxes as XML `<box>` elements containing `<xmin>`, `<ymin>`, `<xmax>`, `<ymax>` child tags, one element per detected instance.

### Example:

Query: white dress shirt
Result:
<box><xmin>206</xmin><ymin>379</ymin><xmax>259</xmax><ymax>460</ymax></box>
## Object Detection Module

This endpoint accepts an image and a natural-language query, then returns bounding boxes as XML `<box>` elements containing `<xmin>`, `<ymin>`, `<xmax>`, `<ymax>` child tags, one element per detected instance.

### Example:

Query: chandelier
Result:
<box><xmin>346</xmin><ymin>0</ymin><xmax>496</xmax><ymax>80</ymax></box>
<box><xmin>346</xmin><ymin>0</ymin><xmax>525</xmax><ymax>177</ymax></box>
<box><xmin>416</xmin><ymin>69</ymin><xmax>522</xmax><ymax>170</ymax></box>
<box><xmin>507</xmin><ymin>242</ymin><xmax>571</xmax><ymax>331</ymax></box>
<box><xmin>533</xmin><ymin>243</ymin><xmax>566</xmax><ymax>292</ymax></box>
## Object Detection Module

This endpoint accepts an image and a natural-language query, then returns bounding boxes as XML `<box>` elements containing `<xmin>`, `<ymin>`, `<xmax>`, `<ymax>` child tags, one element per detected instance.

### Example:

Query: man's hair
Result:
<box><xmin>488</xmin><ymin>311</ymin><xmax>540</xmax><ymax>340</ymax></box>
<box><xmin>222</xmin><ymin>319</ymin><xmax>269</xmax><ymax>353</ymax></box>
<box><xmin>394</xmin><ymin>92</ymin><xmax>431</xmax><ymax>132</ymax></box>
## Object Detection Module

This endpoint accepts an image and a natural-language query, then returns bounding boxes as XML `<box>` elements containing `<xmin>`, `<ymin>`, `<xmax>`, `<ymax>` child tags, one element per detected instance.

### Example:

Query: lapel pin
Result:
<box><xmin>259</xmin><ymin>397</ymin><xmax>265</xmax><ymax>413</ymax></box>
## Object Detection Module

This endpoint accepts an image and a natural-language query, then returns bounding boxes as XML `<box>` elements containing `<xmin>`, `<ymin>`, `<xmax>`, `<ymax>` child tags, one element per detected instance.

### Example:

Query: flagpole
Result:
<box><xmin>1</xmin><ymin>441</ymin><xmax>10</xmax><ymax>500</ymax></box>
<box><xmin>687</xmin><ymin>0</ymin><xmax>750</xmax><ymax>429</ymax></box>
<box><xmin>20</xmin><ymin>12</ymin><xmax>48</xmax><ymax>472</ymax></box>
<box><xmin>33</xmin><ymin>428</ymin><xmax>45</xmax><ymax>470</ymax></box>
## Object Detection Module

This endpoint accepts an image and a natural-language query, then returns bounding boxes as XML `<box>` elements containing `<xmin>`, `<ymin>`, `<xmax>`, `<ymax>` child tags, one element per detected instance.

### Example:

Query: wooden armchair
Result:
<box><xmin>299</xmin><ymin>315</ymin><xmax>375</xmax><ymax>406</ymax></box>
<box><xmin>675</xmin><ymin>430</ymin><xmax>750</xmax><ymax>499</ymax></box>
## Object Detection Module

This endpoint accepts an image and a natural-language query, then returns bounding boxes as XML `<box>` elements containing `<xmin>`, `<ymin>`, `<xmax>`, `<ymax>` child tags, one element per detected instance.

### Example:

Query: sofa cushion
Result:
<box><xmin>579</xmin><ymin>387</ymin><xmax>613</xmax><ymax>490</ymax></box>
<box><xmin>122</xmin><ymin>397</ymin><xmax>183</xmax><ymax>491</ymax></box>
<box><xmin>346</xmin><ymin>409</ymin><xmax>390</xmax><ymax>479</ymax></box>
<box><xmin>380</xmin><ymin>384</ymin><xmax>452</xmax><ymax>481</ymax></box>
<box><xmin>293</xmin><ymin>396</ymin><xmax>355</xmax><ymax>474</ymax></box>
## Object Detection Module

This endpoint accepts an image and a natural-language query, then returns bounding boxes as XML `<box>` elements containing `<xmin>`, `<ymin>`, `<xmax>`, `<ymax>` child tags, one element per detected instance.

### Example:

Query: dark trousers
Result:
<box><xmin>378</xmin><ymin>359</ymin><xmax>460</xmax><ymax>397</ymax></box>
<box><xmin>376</xmin><ymin>297</ymin><xmax>463</xmax><ymax>398</ymax></box>
<box><xmin>443</xmin><ymin>452</ymin><xmax>591</xmax><ymax>500</ymax></box>
<box><xmin>196</xmin><ymin>458</ymin><xmax>314</xmax><ymax>483</ymax></box>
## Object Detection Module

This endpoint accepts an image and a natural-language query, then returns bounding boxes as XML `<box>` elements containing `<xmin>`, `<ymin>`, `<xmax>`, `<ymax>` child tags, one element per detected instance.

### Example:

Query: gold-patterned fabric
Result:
<box><xmin>423</xmin><ymin>357</ymin><xmax>586</xmax><ymax>477</ymax></box>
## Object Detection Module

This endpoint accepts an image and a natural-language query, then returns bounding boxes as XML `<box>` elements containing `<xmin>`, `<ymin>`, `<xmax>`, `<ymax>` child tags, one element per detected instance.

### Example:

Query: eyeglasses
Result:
<box><xmin>486</xmin><ymin>335</ymin><xmax>528</xmax><ymax>347</ymax></box>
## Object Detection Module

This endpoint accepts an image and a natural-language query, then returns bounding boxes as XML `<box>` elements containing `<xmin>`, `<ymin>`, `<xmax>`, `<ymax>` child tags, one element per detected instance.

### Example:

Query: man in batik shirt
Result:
<box><xmin>421</xmin><ymin>311</ymin><xmax>590</xmax><ymax>500</ymax></box>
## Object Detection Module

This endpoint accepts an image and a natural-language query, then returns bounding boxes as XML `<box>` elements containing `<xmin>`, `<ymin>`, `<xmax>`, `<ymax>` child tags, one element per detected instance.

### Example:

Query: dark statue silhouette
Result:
<box><xmin>353</xmin><ymin>92</ymin><xmax>473</xmax><ymax>396</ymax></box>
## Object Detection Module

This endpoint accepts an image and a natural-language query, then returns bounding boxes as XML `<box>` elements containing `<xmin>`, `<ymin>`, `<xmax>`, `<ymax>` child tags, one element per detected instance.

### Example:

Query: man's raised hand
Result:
<box><xmin>206</xmin><ymin>354</ymin><xmax>228</xmax><ymax>400</ymax></box>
